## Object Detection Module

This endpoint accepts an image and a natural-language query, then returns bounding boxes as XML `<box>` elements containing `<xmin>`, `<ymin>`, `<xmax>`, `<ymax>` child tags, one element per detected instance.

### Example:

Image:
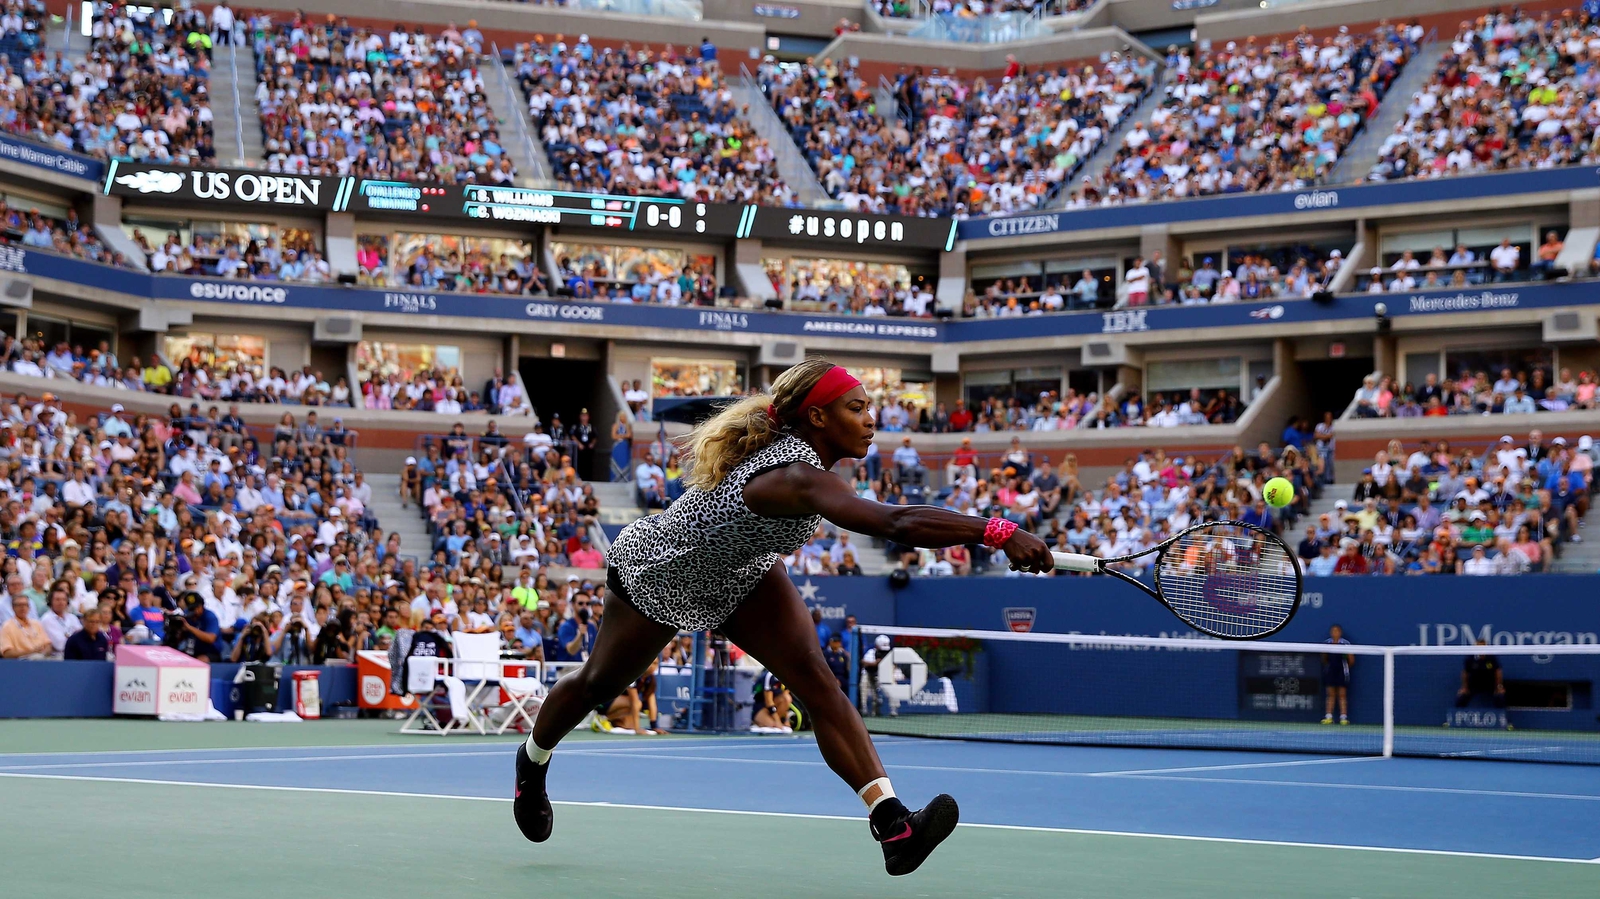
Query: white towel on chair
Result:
<box><xmin>407</xmin><ymin>657</ymin><xmax>439</xmax><ymax>695</ymax></box>
<box><xmin>502</xmin><ymin>677</ymin><xmax>545</xmax><ymax>699</ymax></box>
<box><xmin>440</xmin><ymin>674</ymin><xmax>470</xmax><ymax>721</ymax></box>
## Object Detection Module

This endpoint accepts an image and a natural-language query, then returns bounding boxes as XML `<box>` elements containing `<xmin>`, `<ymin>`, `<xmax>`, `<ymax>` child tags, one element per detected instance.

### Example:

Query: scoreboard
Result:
<box><xmin>350</xmin><ymin>181</ymin><xmax>744</xmax><ymax>236</ymax></box>
<box><xmin>104</xmin><ymin>163</ymin><xmax>953</xmax><ymax>251</ymax></box>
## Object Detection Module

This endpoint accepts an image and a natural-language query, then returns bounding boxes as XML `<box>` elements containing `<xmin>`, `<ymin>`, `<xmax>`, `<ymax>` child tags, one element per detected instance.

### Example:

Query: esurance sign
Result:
<box><xmin>105</xmin><ymin>162</ymin><xmax>335</xmax><ymax>208</ymax></box>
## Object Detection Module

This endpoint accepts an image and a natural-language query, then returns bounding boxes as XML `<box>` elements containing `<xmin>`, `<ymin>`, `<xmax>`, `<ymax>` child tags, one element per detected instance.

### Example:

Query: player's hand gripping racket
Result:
<box><xmin>1051</xmin><ymin>520</ymin><xmax>1302</xmax><ymax>640</ymax></box>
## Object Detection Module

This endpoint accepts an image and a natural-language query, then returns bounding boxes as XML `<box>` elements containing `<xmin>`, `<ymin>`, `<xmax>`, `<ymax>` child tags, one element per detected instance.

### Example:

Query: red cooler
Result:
<box><xmin>292</xmin><ymin>670</ymin><xmax>322</xmax><ymax>719</ymax></box>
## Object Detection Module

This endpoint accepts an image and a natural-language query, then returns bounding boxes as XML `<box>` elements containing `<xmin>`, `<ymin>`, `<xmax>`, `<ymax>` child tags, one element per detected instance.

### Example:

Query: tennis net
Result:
<box><xmin>851</xmin><ymin>625</ymin><xmax>1600</xmax><ymax>765</ymax></box>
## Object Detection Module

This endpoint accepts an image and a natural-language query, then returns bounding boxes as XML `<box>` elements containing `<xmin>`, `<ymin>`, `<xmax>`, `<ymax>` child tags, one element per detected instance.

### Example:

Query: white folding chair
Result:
<box><xmin>448</xmin><ymin>631</ymin><xmax>508</xmax><ymax>735</ymax></box>
<box><xmin>494</xmin><ymin>661</ymin><xmax>547</xmax><ymax>735</ymax></box>
<box><xmin>398</xmin><ymin>657</ymin><xmax>445</xmax><ymax>734</ymax></box>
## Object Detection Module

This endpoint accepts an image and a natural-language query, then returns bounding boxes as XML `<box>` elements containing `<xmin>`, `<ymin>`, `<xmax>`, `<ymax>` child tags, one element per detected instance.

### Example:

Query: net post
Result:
<box><xmin>847</xmin><ymin>627</ymin><xmax>859</xmax><ymax>710</ymax></box>
<box><xmin>1381</xmin><ymin>649</ymin><xmax>1395</xmax><ymax>759</ymax></box>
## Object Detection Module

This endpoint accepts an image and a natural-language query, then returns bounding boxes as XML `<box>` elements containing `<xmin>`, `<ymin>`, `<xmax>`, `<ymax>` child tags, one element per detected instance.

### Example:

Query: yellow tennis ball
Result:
<box><xmin>1263</xmin><ymin>477</ymin><xmax>1295</xmax><ymax>508</ymax></box>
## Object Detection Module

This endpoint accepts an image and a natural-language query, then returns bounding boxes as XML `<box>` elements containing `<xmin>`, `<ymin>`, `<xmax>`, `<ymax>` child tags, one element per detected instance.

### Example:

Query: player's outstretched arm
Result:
<box><xmin>744</xmin><ymin>463</ymin><xmax>1053</xmax><ymax>573</ymax></box>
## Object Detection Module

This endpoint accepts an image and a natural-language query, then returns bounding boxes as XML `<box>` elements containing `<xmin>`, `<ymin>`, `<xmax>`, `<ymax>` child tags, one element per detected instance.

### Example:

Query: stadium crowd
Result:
<box><xmin>765</xmin><ymin>432</ymin><xmax>1329</xmax><ymax>578</ymax></box>
<box><xmin>871</xmin><ymin>54</ymin><xmax>1152</xmax><ymax>216</ymax></box>
<box><xmin>762</xmin><ymin>421</ymin><xmax>1594</xmax><ymax>579</ymax></box>
<box><xmin>0</xmin><ymin>391</ymin><xmax>387</xmax><ymax>663</ymax></box>
<box><xmin>0</xmin><ymin>0</ymin><xmax>215</xmax><ymax>166</ymax></box>
<box><xmin>0</xmin><ymin>201</ymin><xmax>136</xmax><ymax>268</ymax></box>
<box><xmin>1351</xmin><ymin>365</ymin><xmax>1595</xmax><ymax>418</ymax></box>
<box><xmin>1301</xmin><ymin>431</ymin><xmax>1591</xmax><ymax>575</ymax></box>
<box><xmin>131</xmin><ymin>227</ymin><xmax>336</xmax><ymax>281</ymax></box>
<box><xmin>253</xmin><ymin>14</ymin><xmax>517</xmax><ymax>183</ymax></box>
<box><xmin>0</xmin><ymin>328</ymin><xmax>533</xmax><ymax>417</ymax></box>
<box><xmin>0</xmin><ymin>393</ymin><xmax>616</xmax><ymax>669</ymax></box>
<box><xmin>1083</xmin><ymin>23</ymin><xmax>1419</xmax><ymax>206</ymax></box>
<box><xmin>1368</xmin><ymin>9</ymin><xmax>1600</xmax><ymax>182</ymax></box>
<box><xmin>511</xmin><ymin>36</ymin><xmax>791</xmax><ymax>205</ymax></box>
<box><xmin>964</xmin><ymin>248</ymin><xmax>1344</xmax><ymax>314</ymax></box>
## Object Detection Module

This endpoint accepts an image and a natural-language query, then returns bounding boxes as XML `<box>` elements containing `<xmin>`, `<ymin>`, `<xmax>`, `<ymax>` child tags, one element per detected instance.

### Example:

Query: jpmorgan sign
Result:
<box><xmin>106</xmin><ymin>162</ymin><xmax>333</xmax><ymax>207</ymax></box>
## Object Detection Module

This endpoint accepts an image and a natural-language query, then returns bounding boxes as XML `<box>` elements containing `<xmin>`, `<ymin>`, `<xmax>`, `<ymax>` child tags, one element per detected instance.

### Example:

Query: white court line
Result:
<box><xmin>0</xmin><ymin>771</ymin><xmax>1593</xmax><ymax>866</ymax></box>
<box><xmin>1117</xmin><ymin>772</ymin><xmax>1600</xmax><ymax>803</ymax></box>
<box><xmin>6</xmin><ymin>749</ymin><xmax>1599</xmax><ymax>804</ymax></box>
<box><xmin>1091</xmin><ymin>756</ymin><xmax>1388</xmax><ymax>777</ymax></box>
<box><xmin>0</xmin><ymin>735</ymin><xmax>825</xmax><ymax>763</ymax></box>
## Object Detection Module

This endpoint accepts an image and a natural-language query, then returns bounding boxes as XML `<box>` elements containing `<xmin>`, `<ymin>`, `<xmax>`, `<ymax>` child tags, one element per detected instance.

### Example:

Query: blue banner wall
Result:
<box><xmin>0</xmin><ymin>661</ymin><xmax>356</xmax><ymax>718</ymax></box>
<box><xmin>813</xmin><ymin>575</ymin><xmax>1600</xmax><ymax>729</ymax></box>
<box><xmin>0</xmin><ymin>133</ymin><xmax>104</xmax><ymax>182</ymax></box>
<box><xmin>960</xmin><ymin>167</ymin><xmax>1600</xmax><ymax>242</ymax></box>
<box><xmin>13</xmin><ymin>247</ymin><xmax>1600</xmax><ymax>345</ymax></box>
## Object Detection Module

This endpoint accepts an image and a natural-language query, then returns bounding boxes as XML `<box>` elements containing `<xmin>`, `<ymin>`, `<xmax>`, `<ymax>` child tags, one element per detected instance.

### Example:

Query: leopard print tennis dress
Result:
<box><xmin>606</xmin><ymin>434</ymin><xmax>824</xmax><ymax>630</ymax></box>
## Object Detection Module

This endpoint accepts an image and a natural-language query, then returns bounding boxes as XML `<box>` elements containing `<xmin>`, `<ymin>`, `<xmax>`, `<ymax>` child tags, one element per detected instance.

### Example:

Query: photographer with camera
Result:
<box><xmin>555</xmin><ymin>592</ymin><xmax>598</xmax><ymax>662</ymax></box>
<box><xmin>230</xmin><ymin>614</ymin><xmax>273</xmax><ymax>664</ymax></box>
<box><xmin>313</xmin><ymin>611</ymin><xmax>351</xmax><ymax>664</ymax></box>
<box><xmin>272</xmin><ymin>615</ymin><xmax>315</xmax><ymax>665</ymax></box>
<box><xmin>167</xmin><ymin>592</ymin><xmax>222</xmax><ymax>662</ymax></box>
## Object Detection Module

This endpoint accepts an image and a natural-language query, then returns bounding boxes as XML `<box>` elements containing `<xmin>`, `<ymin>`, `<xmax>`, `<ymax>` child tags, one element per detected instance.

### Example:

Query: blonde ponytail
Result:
<box><xmin>681</xmin><ymin>357</ymin><xmax>837</xmax><ymax>490</ymax></box>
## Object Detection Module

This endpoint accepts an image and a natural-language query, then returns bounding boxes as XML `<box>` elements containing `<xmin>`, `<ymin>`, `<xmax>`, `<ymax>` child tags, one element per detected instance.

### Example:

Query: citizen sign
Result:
<box><xmin>986</xmin><ymin>214</ymin><xmax>1061</xmax><ymax>237</ymax></box>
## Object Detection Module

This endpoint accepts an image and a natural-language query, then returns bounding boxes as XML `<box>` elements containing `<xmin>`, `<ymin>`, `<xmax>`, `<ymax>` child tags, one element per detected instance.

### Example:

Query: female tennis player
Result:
<box><xmin>514</xmin><ymin>358</ymin><xmax>1053</xmax><ymax>876</ymax></box>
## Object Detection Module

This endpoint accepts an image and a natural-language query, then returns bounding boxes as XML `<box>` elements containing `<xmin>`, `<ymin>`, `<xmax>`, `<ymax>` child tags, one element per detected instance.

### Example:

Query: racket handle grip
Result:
<box><xmin>1051</xmin><ymin>552</ymin><xmax>1101</xmax><ymax>573</ymax></box>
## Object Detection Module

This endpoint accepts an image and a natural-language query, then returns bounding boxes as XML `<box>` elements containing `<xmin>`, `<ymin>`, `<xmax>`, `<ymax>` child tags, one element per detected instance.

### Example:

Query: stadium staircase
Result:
<box><xmin>1325</xmin><ymin>31</ymin><xmax>1451</xmax><ymax>185</ymax></box>
<box><xmin>212</xmin><ymin>44</ymin><xmax>265</xmax><ymax>167</ymax></box>
<box><xmin>1551</xmin><ymin>507</ymin><xmax>1599</xmax><ymax>573</ymax></box>
<box><xmin>587</xmin><ymin>479</ymin><xmax>647</xmax><ymax>534</ymax></box>
<box><xmin>365</xmin><ymin>473</ymin><xmax>434</xmax><ymax>560</ymax></box>
<box><xmin>484</xmin><ymin>45</ymin><xmax>554</xmax><ymax>186</ymax></box>
<box><xmin>734</xmin><ymin>65</ymin><xmax>832</xmax><ymax>207</ymax></box>
<box><xmin>1064</xmin><ymin>85</ymin><xmax>1163</xmax><ymax>205</ymax></box>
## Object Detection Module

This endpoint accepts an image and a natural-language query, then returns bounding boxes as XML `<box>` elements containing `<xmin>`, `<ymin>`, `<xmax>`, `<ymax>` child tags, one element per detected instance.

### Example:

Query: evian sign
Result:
<box><xmin>1293</xmin><ymin>190</ymin><xmax>1339</xmax><ymax>210</ymax></box>
<box><xmin>113</xmin><ymin>644</ymin><xmax>211</xmax><ymax>716</ymax></box>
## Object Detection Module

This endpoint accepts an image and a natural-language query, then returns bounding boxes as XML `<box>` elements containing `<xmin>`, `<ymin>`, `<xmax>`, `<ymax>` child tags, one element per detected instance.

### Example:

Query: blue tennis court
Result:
<box><xmin>1</xmin><ymin>722</ymin><xmax>1596</xmax><ymax>898</ymax></box>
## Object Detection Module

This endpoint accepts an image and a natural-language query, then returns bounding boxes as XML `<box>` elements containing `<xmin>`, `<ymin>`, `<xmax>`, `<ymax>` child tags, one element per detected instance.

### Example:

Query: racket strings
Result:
<box><xmin>1157</xmin><ymin>524</ymin><xmax>1299</xmax><ymax>639</ymax></box>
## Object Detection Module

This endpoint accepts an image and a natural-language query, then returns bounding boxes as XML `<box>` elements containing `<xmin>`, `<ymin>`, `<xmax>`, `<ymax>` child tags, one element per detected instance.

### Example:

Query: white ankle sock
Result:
<box><xmin>857</xmin><ymin>777</ymin><xmax>896</xmax><ymax>812</ymax></box>
<box><xmin>524</xmin><ymin>733</ymin><xmax>553</xmax><ymax>765</ymax></box>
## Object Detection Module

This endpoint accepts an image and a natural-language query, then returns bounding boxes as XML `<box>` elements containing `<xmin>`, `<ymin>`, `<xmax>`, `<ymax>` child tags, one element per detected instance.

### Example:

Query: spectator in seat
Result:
<box><xmin>1533</xmin><ymin>232</ymin><xmax>1564</xmax><ymax>280</ymax></box>
<box><xmin>635</xmin><ymin>450</ymin><xmax>667</xmax><ymax>509</ymax></box>
<box><xmin>1306</xmin><ymin>542</ymin><xmax>1338</xmax><ymax>576</ymax></box>
<box><xmin>1333</xmin><ymin>539</ymin><xmax>1368</xmax><ymax>575</ymax></box>
<box><xmin>1459</xmin><ymin>544</ymin><xmax>1496</xmax><ymax>575</ymax></box>
<box><xmin>64</xmin><ymin>609</ymin><xmax>111</xmax><ymax>661</ymax></box>
<box><xmin>39</xmin><ymin>584</ymin><xmax>80</xmax><ymax>659</ymax></box>
<box><xmin>892</xmin><ymin>436</ymin><xmax>925</xmax><ymax>486</ymax></box>
<box><xmin>569</xmin><ymin>535</ymin><xmax>604</xmax><ymax>569</ymax></box>
<box><xmin>1489</xmin><ymin>239</ymin><xmax>1520</xmax><ymax>282</ymax></box>
<box><xmin>0</xmin><ymin>594</ymin><xmax>51</xmax><ymax>658</ymax></box>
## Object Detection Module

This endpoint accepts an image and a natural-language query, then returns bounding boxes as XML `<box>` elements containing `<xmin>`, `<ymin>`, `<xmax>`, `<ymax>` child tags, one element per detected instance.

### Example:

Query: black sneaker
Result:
<box><xmin>873</xmin><ymin>794</ymin><xmax>959</xmax><ymax>876</ymax></box>
<box><xmin>513</xmin><ymin>746</ymin><xmax>553</xmax><ymax>842</ymax></box>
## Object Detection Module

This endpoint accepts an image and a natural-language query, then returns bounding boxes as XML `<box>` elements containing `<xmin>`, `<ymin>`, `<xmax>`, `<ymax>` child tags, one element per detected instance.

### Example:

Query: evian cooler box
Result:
<box><xmin>113</xmin><ymin>645</ymin><xmax>211</xmax><ymax>716</ymax></box>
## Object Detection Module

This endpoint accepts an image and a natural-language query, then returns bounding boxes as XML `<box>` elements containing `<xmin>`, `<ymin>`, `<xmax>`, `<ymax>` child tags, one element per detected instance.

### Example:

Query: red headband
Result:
<box><xmin>768</xmin><ymin>366</ymin><xmax>861</xmax><ymax>421</ymax></box>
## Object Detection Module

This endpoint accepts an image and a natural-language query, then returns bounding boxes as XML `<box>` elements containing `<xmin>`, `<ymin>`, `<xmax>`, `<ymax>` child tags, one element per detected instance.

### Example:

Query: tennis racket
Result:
<box><xmin>1051</xmin><ymin>519</ymin><xmax>1302</xmax><ymax>640</ymax></box>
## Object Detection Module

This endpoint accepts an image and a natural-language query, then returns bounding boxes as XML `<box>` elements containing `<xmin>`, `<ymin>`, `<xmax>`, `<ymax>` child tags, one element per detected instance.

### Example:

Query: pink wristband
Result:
<box><xmin>983</xmin><ymin>517</ymin><xmax>1018</xmax><ymax>549</ymax></box>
